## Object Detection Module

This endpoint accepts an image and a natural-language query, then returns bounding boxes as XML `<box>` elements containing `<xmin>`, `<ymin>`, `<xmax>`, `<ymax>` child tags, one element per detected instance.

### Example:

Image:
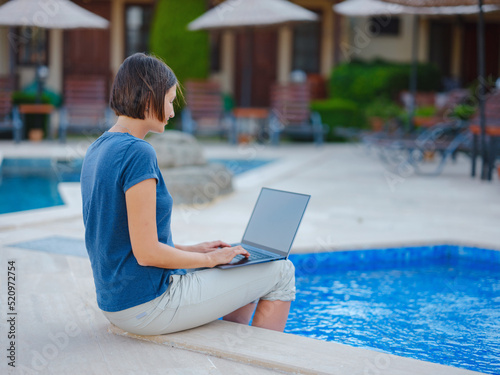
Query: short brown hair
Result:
<box><xmin>110</xmin><ymin>53</ymin><xmax>177</xmax><ymax>123</ymax></box>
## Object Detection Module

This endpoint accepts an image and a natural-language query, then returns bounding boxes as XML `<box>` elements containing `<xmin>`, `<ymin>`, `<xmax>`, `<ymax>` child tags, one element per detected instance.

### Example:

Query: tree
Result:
<box><xmin>150</xmin><ymin>0</ymin><xmax>209</xmax><ymax>86</ymax></box>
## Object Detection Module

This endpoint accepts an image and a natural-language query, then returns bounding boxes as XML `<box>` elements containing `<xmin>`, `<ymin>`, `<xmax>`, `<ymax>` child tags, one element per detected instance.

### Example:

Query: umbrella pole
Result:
<box><xmin>240</xmin><ymin>28</ymin><xmax>253</xmax><ymax>108</ymax></box>
<box><xmin>409</xmin><ymin>15</ymin><xmax>420</xmax><ymax>132</ymax></box>
<box><xmin>8</xmin><ymin>27</ymin><xmax>16</xmax><ymax>76</ymax></box>
<box><xmin>35</xmin><ymin>27</ymin><xmax>44</xmax><ymax>104</ymax></box>
<box><xmin>477</xmin><ymin>0</ymin><xmax>488</xmax><ymax>180</ymax></box>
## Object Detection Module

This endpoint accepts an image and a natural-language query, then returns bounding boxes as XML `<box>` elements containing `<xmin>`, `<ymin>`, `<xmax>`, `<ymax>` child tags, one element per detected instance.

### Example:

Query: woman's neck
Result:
<box><xmin>111</xmin><ymin>116</ymin><xmax>148</xmax><ymax>139</ymax></box>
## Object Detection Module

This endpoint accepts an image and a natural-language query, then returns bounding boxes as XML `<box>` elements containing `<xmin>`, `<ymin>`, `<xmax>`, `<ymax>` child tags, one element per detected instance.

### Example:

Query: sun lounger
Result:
<box><xmin>269</xmin><ymin>82</ymin><xmax>326</xmax><ymax>145</ymax></box>
<box><xmin>181</xmin><ymin>80</ymin><xmax>231</xmax><ymax>138</ymax></box>
<box><xmin>58</xmin><ymin>75</ymin><xmax>113</xmax><ymax>142</ymax></box>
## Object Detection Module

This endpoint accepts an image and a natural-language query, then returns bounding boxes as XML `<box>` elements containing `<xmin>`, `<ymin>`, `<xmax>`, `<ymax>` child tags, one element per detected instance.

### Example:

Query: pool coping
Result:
<box><xmin>109</xmin><ymin>320</ymin><xmax>484</xmax><ymax>375</ymax></box>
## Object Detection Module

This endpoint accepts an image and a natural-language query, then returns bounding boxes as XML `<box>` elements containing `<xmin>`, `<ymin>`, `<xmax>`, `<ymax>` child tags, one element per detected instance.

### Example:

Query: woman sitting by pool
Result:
<box><xmin>80</xmin><ymin>53</ymin><xmax>295</xmax><ymax>335</ymax></box>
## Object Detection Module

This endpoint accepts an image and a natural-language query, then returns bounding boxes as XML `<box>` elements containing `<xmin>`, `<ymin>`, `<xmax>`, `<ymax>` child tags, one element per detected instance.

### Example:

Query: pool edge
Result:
<box><xmin>110</xmin><ymin>320</ymin><xmax>485</xmax><ymax>375</ymax></box>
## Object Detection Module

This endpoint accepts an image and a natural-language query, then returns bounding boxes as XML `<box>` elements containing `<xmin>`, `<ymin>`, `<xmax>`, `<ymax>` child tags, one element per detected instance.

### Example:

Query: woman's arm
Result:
<box><xmin>125</xmin><ymin>179</ymin><xmax>248</xmax><ymax>269</ymax></box>
<box><xmin>176</xmin><ymin>241</ymin><xmax>231</xmax><ymax>253</ymax></box>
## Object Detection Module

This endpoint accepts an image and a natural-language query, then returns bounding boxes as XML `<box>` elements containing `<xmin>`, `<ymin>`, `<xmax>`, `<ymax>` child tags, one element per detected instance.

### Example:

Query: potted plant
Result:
<box><xmin>365</xmin><ymin>98</ymin><xmax>403</xmax><ymax>132</ymax></box>
<box><xmin>449</xmin><ymin>103</ymin><xmax>476</xmax><ymax>125</ymax></box>
<box><xmin>413</xmin><ymin>106</ymin><xmax>438</xmax><ymax>128</ymax></box>
<box><xmin>11</xmin><ymin>91</ymin><xmax>52</xmax><ymax>141</ymax></box>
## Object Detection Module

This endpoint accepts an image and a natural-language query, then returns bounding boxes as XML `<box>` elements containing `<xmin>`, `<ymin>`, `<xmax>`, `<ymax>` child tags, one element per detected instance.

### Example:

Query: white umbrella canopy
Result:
<box><xmin>0</xmin><ymin>0</ymin><xmax>109</xmax><ymax>29</ymax></box>
<box><xmin>334</xmin><ymin>0</ymin><xmax>500</xmax><ymax>15</ymax></box>
<box><xmin>188</xmin><ymin>0</ymin><xmax>318</xmax><ymax>30</ymax></box>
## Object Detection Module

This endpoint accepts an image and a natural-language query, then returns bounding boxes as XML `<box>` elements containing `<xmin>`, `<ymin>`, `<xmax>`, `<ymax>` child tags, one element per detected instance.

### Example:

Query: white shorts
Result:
<box><xmin>102</xmin><ymin>259</ymin><xmax>296</xmax><ymax>335</ymax></box>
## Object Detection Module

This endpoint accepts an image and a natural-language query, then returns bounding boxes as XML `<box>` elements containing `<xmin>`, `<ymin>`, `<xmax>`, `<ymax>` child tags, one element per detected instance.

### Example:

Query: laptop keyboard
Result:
<box><xmin>232</xmin><ymin>248</ymin><xmax>273</xmax><ymax>262</ymax></box>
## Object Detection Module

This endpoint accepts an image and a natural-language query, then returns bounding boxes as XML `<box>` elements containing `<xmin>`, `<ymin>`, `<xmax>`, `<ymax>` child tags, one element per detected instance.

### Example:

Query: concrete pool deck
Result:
<box><xmin>0</xmin><ymin>138</ymin><xmax>498</xmax><ymax>374</ymax></box>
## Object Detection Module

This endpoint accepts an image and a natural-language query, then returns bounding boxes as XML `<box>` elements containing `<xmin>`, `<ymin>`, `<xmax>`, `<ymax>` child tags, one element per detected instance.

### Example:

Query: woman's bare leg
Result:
<box><xmin>252</xmin><ymin>300</ymin><xmax>291</xmax><ymax>332</ymax></box>
<box><xmin>223</xmin><ymin>302</ymin><xmax>257</xmax><ymax>325</ymax></box>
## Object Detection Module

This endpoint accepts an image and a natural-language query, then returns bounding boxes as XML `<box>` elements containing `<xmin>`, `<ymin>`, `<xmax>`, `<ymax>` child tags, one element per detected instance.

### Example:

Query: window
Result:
<box><xmin>369</xmin><ymin>16</ymin><xmax>400</xmax><ymax>36</ymax></box>
<box><xmin>14</xmin><ymin>27</ymin><xmax>48</xmax><ymax>66</ymax></box>
<box><xmin>125</xmin><ymin>5</ymin><xmax>154</xmax><ymax>56</ymax></box>
<box><xmin>292</xmin><ymin>19</ymin><xmax>321</xmax><ymax>74</ymax></box>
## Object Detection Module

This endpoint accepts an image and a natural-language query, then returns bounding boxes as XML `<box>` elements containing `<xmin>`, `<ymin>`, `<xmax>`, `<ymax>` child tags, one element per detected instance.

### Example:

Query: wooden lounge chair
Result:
<box><xmin>59</xmin><ymin>75</ymin><xmax>112</xmax><ymax>142</ymax></box>
<box><xmin>269</xmin><ymin>82</ymin><xmax>325</xmax><ymax>145</ymax></box>
<box><xmin>181</xmin><ymin>80</ymin><xmax>230</xmax><ymax>137</ymax></box>
<box><xmin>0</xmin><ymin>76</ymin><xmax>23</xmax><ymax>143</ymax></box>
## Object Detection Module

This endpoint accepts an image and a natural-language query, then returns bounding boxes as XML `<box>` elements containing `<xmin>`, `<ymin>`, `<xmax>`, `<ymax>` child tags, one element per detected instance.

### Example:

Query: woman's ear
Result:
<box><xmin>144</xmin><ymin>100</ymin><xmax>151</xmax><ymax>119</ymax></box>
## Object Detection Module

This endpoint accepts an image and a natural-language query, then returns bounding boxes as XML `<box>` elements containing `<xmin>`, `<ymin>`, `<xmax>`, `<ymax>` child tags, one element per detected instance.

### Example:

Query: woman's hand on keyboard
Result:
<box><xmin>205</xmin><ymin>245</ymin><xmax>250</xmax><ymax>267</ymax></box>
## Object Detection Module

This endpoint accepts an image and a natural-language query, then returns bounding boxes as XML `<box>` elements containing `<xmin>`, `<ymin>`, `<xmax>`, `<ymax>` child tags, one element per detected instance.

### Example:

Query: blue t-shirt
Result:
<box><xmin>81</xmin><ymin>131</ymin><xmax>186</xmax><ymax>312</ymax></box>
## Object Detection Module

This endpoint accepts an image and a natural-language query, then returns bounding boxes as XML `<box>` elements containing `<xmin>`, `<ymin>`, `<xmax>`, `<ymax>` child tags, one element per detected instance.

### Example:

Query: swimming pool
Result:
<box><xmin>287</xmin><ymin>245</ymin><xmax>500</xmax><ymax>374</ymax></box>
<box><xmin>0</xmin><ymin>158</ymin><xmax>275</xmax><ymax>214</ymax></box>
<box><xmin>0</xmin><ymin>158</ymin><xmax>82</xmax><ymax>214</ymax></box>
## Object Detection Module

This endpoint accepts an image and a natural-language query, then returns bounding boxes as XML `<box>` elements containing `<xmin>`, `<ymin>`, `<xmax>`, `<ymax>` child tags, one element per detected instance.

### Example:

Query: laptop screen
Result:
<box><xmin>241</xmin><ymin>188</ymin><xmax>310</xmax><ymax>256</ymax></box>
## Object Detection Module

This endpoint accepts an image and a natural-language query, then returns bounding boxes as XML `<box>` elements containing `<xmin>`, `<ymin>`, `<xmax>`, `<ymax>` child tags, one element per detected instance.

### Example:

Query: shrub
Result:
<box><xmin>150</xmin><ymin>0</ymin><xmax>209</xmax><ymax>86</ymax></box>
<box><xmin>311</xmin><ymin>98</ymin><xmax>367</xmax><ymax>141</ymax></box>
<box><xmin>329</xmin><ymin>59</ymin><xmax>442</xmax><ymax>104</ymax></box>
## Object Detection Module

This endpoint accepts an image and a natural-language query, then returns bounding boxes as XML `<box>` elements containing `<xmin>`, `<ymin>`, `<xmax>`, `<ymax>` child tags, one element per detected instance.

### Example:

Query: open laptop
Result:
<box><xmin>218</xmin><ymin>187</ymin><xmax>310</xmax><ymax>269</ymax></box>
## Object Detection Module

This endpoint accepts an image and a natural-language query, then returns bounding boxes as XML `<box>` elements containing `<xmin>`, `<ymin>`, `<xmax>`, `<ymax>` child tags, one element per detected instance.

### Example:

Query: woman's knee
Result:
<box><xmin>261</xmin><ymin>259</ymin><xmax>296</xmax><ymax>302</ymax></box>
<box><xmin>281</xmin><ymin>259</ymin><xmax>295</xmax><ymax>277</ymax></box>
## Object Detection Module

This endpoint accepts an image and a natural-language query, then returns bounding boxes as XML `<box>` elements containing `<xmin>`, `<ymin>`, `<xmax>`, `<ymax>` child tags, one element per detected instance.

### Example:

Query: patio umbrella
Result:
<box><xmin>0</xmin><ymin>0</ymin><xmax>109</xmax><ymax>101</ymax></box>
<box><xmin>188</xmin><ymin>0</ymin><xmax>318</xmax><ymax>107</ymax></box>
<box><xmin>0</xmin><ymin>0</ymin><xmax>109</xmax><ymax>29</ymax></box>
<box><xmin>335</xmin><ymin>0</ymin><xmax>499</xmax><ymax>14</ymax></box>
<box><xmin>377</xmin><ymin>0</ymin><xmax>500</xmax><ymax>180</ymax></box>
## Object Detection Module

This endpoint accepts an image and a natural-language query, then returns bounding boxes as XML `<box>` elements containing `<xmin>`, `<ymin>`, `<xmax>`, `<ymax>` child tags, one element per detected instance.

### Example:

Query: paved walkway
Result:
<box><xmin>0</xmin><ymin>138</ymin><xmax>497</xmax><ymax>374</ymax></box>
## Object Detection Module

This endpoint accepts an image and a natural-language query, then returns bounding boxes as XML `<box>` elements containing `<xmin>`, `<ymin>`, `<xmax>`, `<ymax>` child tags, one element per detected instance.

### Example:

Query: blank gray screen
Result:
<box><xmin>242</xmin><ymin>189</ymin><xmax>310</xmax><ymax>254</ymax></box>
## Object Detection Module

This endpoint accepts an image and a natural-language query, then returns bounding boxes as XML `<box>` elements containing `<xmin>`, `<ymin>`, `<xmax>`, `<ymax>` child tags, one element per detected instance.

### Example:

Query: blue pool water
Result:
<box><xmin>0</xmin><ymin>158</ymin><xmax>82</xmax><ymax>214</ymax></box>
<box><xmin>209</xmin><ymin>158</ymin><xmax>274</xmax><ymax>176</ymax></box>
<box><xmin>287</xmin><ymin>246</ymin><xmax>500</xmax><ymax>374</ymax></box>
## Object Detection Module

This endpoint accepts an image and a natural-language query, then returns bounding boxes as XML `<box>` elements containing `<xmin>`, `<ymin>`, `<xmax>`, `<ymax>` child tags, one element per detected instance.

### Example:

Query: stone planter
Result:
<box><xmin>369</xmin><ymin>117</ymin><xmax>384</xmax><ymax>132</ymax></box>
<box><xmin>148</xmin><ymin>130</ymin><xmax>233</xmax><ymax>205</ymax></box>
<box><xmin>414</xmin><ymin>116</ymin><xmax>439</xmax><ymax>128</ymax></box>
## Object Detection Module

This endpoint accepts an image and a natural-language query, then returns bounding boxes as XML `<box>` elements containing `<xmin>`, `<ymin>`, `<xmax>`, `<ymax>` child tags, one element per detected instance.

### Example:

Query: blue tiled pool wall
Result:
<box><xmin>290</xmin><ymin>245</ymin><xmax>500</xmax><ymax>276</ymax></box>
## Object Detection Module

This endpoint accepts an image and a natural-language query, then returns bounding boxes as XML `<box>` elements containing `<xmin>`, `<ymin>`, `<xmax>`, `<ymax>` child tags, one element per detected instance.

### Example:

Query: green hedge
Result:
<box><xmin>150</xmin><ymin>0</ymin><xmax>209</xmax><ymax>87</ymax></box>
<box><xmin>329</xmin><ymin>59</ymin><xmax>442</xmax><ymax>104</ymax></box>
<box><xmin>311</xmin><ymin>98</ymin><xmax>367</xmax><ymax>141</ymax></box>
